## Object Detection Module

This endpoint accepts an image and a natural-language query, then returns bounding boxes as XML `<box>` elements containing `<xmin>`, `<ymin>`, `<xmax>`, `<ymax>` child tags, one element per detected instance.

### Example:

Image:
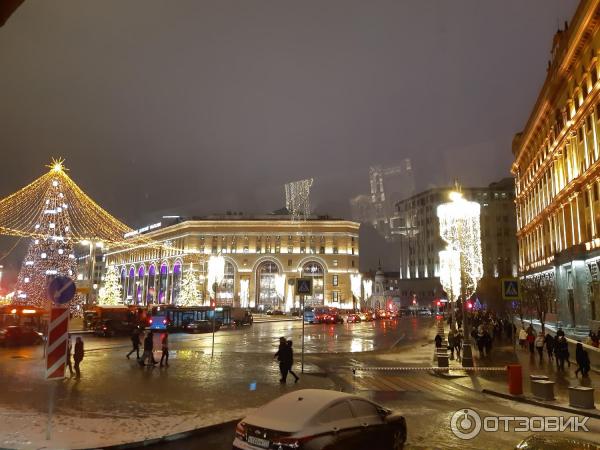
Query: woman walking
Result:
<box><xmin>535</xmin><ymin>331</ymin><xmax>545</xmax><ymax>363</ymax></box>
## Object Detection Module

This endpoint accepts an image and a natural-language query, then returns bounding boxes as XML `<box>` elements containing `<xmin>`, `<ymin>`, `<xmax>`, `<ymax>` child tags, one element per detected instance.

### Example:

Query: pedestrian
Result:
<box><xmin>527</xmin><ymin>330</ymin><xmax>535</xmax><ymax>354</ymax></box>
<box><xmin>447</xmin><ymin>329</ymin><xmax>456</xmax><ymax>359</ymax></box>
<box><xmin>160</xmin><ymin>331</ymin><xmax>169</xmax><ymax>367</ymax></box>
<box><xmin>574</xmin><ymin>342</ymin><xmax>591</xmax><ymax>377</ymax></box>
<box><xmin>518</xmin><ymin>327</ymin><xmax>527</xmax><ymax>350</ymax></box>
<box><xmin>66</xmin><ymin>334</ymin><xmax>74</xmax><ymax>377</ymax></box>
<box><xmin>544</xmin><ymin>333</ymin><xmax>554</xmax><ymax>361</ymax></box>
<box><xmin>274</xmin><ymin>336</ymin><xmax>288</xmax><ymax>383</ymax></box>
<box><xmin>73</xmin><ymin>336</ymin><xmax>84</xmax><ymax>378</ymax></box>
<box><xmin>284</xmin><ymin>340</ymin><xmax>300</xmax><ymax>383</ymax></box>
<box><xmin>483</xmin><ymin>331</ymin><xmax>492</xmax><ymax>357</ymax></box>
<box><xmin>555</xmin><ymin>336</ymin><xmax>569</xmax><ymax>371</ymax></box>
<box><xmin>127</xmin><ymin>327</ymin><xmax>141</xmax><ymax>359</ymax></box>
<box><xmin>535</xmin><ymin>331</ymin><xmax>545</xmax><ymax>363</ymax></box>
<box><xmin>434</xmin><ymin>334</ymin><xmax>442</xmax><ymax>349</ymax></box>
<box><xmin>556</xmin><ymin>327</ymin><xmax>565</xmax><ymax>339</ymax></box>
<box><xmin>455</xmin><ymin>329</ymin><xmax>463</xmax><ymax>360</ymax></box>
<box><xmin>140</xmin><ymin>330</ymin><xmax>157</xmax><ymax>366</ymax></box>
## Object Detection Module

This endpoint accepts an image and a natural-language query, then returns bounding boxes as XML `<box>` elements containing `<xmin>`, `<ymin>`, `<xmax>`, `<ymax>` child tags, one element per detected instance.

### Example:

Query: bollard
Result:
<box><xmin>568</xmin><ymin>386</ymin><xmax>595</xmax><ymax>409</ymax></box>
<box><xmin>462</xmin><ymin>343</ymin><xmax>474</xmax><ymax>368</ymax></box>
<box><xmin>507</xmin><ymin>364</ymin><xmax>523</xmax><ymax>395</ymax></box>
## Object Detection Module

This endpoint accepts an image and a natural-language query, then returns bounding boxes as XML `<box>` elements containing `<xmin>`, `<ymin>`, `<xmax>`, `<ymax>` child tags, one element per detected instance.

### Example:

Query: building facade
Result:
<box><xmin>396</xmin><ymin>178</ymin><xmax>518</xmax><ymax>306</ymax></box>
<box><xmin>104</xmin><ymin>215</ymin><xmax>360</xmax><ymax>311</ymax></box>
<box><xmin>512</xmin><ymin>1</ymin><xmax>600</xmax><ymax>329</ymax></box>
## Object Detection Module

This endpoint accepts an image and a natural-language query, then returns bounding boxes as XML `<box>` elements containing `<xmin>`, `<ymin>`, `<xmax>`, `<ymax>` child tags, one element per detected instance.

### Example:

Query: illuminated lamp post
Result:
<box><xmin>207</xmin><ymin>254</ymin><xmax>225</xmax><ymax>357</ymax></box>
<box><xmin>437</xmin><ymin>189</ymin><xmax>483</xmax><ymax>368</ymax></box>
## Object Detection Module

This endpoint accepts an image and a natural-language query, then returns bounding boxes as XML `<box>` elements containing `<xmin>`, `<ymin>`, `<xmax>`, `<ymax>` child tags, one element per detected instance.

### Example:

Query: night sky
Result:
<box><xmin>0</xmin><ymin>0</ymin><xmax>579</xmax><ymax>279</ymax></box>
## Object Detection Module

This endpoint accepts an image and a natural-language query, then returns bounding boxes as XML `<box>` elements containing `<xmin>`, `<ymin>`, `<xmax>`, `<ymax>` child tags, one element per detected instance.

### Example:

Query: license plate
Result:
<box><xmin>247</xmin><ymin>435</ymin><xmax>270</xmax><ymax>448</ymax></box>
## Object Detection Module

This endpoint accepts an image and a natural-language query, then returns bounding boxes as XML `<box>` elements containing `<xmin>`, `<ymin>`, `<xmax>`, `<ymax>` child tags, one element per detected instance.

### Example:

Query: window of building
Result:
<box><xmin>351</xmin><ymin>260</ymin><xmax>355</xmax><ymax>268</ymax></box>
<box><xmin>333</xmin><ymin>275</ymin><xmax>338</xmax><ymax>286</ymax></box>
<box><xmin>288</xmin><ymin>246</ymin><xmax>293</xmax><ymax>253</ymax></box>
<box><xmin>288</xmin><ymin>259</ymin><xmax>292</xmax><ymax>267</ymax></box>
<box><xmin>320</xmin><ymin>246</ymin><xmax>325</xmax><ymax>254</ymax></box>
<box><xmin>332</xmin><ymin>291</ymin><xmax>339</xmax><ymax>302</ymax></box>
<box><xmin>243</xmin><ymin>245</ymin><xmax>249</xmax><ymax>253</ymax></box>
<box><xmin>300</xmin><ymin>246</ymin><xmax>306</xmax><ymax>253</ymax></box>
<box><xmin>333</xmin><ymin>259</ymin><xmax>338</xmax><ymax>267</ymax></box>
<box><xmin>333</xmin><ymin>247</ymin><xmax>338</xmax><ymax>254</ymax></box>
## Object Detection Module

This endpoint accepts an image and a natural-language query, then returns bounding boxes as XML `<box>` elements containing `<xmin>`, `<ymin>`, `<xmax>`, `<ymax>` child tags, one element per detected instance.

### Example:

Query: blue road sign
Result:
<box><xmin>47</xmin><ymin>276</ymin><xmax>76</xmax><ymax>305</ymax></box>
<box><xmin>501</xmin><ymin>278</ymin><xmax>520</xmax><ymax>300</ymax></box>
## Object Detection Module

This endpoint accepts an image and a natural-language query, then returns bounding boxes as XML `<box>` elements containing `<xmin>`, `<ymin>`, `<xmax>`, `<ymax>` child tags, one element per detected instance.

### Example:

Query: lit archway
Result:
<box><xmin>301</xmin><ymin>261</ymin><xmax>324</xmax><ymax>307</ymax></box>
<box><xmin>127</xmin><ymin>266</ymin><xmax>135</xmax><ymax>303</ymax></box>
<box><xmin>147</xmin><ymin>264</ymin><xmax>156</xmax><ymax>304</ymax></box>
<box><xmin>255</xmin><ymin>261</ymin><xmax>280</xmax><ymax>311</ymax></box>
<box><xmin>158</xmin><ymin>262</ymin><xmax>169</xmax><ymax>304</ymax></box>
<box><xmin>218</xmin><ymin>261</ymin><xmax>235</xmax><ymax>306</ymax></box>
<box><xmin>136</xmin><ymin>265</ymin><xmax>145</xmax><ymax>304</ymax></box>
<box><xmin>172</xmin><ymin>260</ymin><xmax>182</xmax><ymax>304</ymax></box>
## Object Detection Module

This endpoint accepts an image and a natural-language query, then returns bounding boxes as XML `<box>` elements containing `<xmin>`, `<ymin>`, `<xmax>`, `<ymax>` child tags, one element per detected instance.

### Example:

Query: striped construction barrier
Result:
<box><xmin>350</xmin><ymin>366</ymin><xmax>507</xmax><ymax>373</ymax></box>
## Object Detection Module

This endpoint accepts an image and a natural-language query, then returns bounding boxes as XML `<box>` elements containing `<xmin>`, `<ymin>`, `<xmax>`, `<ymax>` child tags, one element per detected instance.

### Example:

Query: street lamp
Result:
<box><xmin>207</xmin><ymin>254</ymin><xmax>225</xmax><ymax>357</ymax></box>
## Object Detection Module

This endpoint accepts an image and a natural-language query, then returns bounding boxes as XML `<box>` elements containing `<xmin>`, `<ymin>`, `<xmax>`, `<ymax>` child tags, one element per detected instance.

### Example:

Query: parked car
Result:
<box><xmin>185</xmin><ymin>320</ymin><xmax>220</xmax><ymax>333</ymax></box>
<box><xmin>233</xmin><ymin>389</ymin><xmax>407</xmax><ymax>450</ymax></box>
<box><xmin>345</xmin><ymin>313</ymin><xmax>361</xmax><ymax>323</ymax></box>
<box><xmin>303</xmin><ymin>310</ymin><xmax>316</xmax><ymax>324</ymax></box>
<box><xmin>314</xmin><ymin>307</ymin><xmax>344</xmax><ymax>324</ymax></box>
<box><xmin>93</xmin><ymin>319</ymin><xmax>137</xmax><ymax>337</ymax></box>
<box><xmin>417</xmin><ymin>309</ymin><xmax>433</xmax><ymax>317</ymax></box>
<box><xmin>0</xmin><ymin>326</ymin><xmax>44</xmax><ymax>346</ymax></box>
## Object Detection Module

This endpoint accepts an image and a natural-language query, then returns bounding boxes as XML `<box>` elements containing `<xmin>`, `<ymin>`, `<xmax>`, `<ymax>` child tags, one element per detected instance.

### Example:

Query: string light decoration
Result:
<box><xmin>362</xmin><ymin>279</ymin><xmax>373</xmax><ymax>301</ymax></box>
<box><xmin>437</xmin><ymin>190</ymin><xmax>483</xmax><ymax>298</ymax></box>
<box><xmin>207</xmin><ymin>255</ymin><xmax>225</xmax><ymax>302</ymax></box>
<box><xmin>350</xmin><ymin>274</ymin><xmax>362</xmax><ymax>301</ymax></box>
<box><xmin>438</xmin><ymin>249</ymin><xmax>461</xmax><ymax>302</ymax></box>
<box><xmin>0</xmin><ymin>159</ymin><xmax>169</xmax><ymax>250</ymax></box>
<box><xmin>13</xmin><ymin>169</ymin><xmax>77</xmax><ymax>307</ymax></box>
<box><xmin>97</xmin><ymin>266</ymin><xmax>123</xmax><ymax>306</ymax></box>
<box><xmin>274</xmin><ymin>274</ymin><xmax>286</xmax><ymax>309</ymax></box>
<box><xmin>285</xmin><ymin>178</ymin><xmax>313</xmax><ymax>221</ymax></box>
<box><xmin>177</xmin><ymin>263</ymin><xmax>201</xmax><ymax>306</ymax></box>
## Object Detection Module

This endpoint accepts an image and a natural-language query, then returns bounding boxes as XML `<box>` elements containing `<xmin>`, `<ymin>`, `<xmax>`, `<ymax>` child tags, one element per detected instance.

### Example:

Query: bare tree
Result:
<box><xmin>520</xmin><ymin>276</ymin><xmax>555</xmax><ymax>332</ymax></box>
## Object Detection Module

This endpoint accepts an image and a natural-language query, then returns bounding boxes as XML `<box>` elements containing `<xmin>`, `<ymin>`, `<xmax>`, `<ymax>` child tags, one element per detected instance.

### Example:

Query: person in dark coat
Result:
<box><xmin>160</xmin><ymin>332</ymin><xmax>169</xmax><ymax>367</ymax></box>
<box><xmin>126</xmin><ymin>327</ymin><xmax>141</xmax><ymax>359</ymax></box>
<box><xmin>556</xmin><ymin>328</ymin><xmax>565</xmax><ymax>338</ymax></box>
<box><xmin>555</xmin><ymin>336</ymin><xmax>569</xmax><ymax>371</ymax></box>
<box><xmin>140</xmin><ymin>331</ymin><xmax>157</xmax><ymax>366</ymax></box>
<box><xmin>73</xmin><ymin>337</ymin><xmax>84</xmax><ymax>378</ymax></box>
<box><xmin>434</xmin><ymin>334</ymin><xmax>442</xmax><ymax>348</ymax></box>
<box><xmin>284</xmin><ymin>340</ymin><xmax>299</xmax><ymax>383</ymax></box>
<box><xmin>274</xmin><ymin>336</ymin><xmax>288</xmax><ymax>383</ymax></box>
<box><xmin>575</xmin><ymin>342</ymin><xmax>591</xmax><ymax>377</ymax></box>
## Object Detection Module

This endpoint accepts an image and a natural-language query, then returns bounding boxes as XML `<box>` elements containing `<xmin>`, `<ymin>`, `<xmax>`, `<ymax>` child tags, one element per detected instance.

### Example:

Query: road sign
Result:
<box><xmin>46</xmin><ymin>307</ymin><xmax>69</xmax><ymax>380</ymax></box>
<box><xmin>295</xmin><ymin>278</ymin><xmax>313</xmax><ymax>296</ymax></box>
<box><xmin>47</xmin><ymin>276</ymin><xmax>76</xmax><ymax>305</ymax></box>
<box><xmin>502</xmin><ymin>278</ymin><xmax>521</xmax><ymax>300</ymax></box>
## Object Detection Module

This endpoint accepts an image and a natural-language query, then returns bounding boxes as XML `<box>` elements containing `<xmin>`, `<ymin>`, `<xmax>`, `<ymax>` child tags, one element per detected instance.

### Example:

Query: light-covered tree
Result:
<box><xmin>98</xmin><ymin>266</ymin><xmax>122</xmax><ymax>305</ymax></box>
<box><xmin>177</xmin><ymin>264</ymin><xmax>201</xmax><ymax>306</ymax></box>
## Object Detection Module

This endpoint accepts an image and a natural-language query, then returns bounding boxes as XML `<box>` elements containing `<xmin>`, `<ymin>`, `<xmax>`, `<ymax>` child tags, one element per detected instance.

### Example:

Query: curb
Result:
<box><xmin>81</xmin><ymin>418</ymin><xmax>241</xmax><ymax>450</ymax></box>
<box><xmin>481</xmin><ymin>388</ymin><xmax>600</xmax><ymax>419</ymax></box>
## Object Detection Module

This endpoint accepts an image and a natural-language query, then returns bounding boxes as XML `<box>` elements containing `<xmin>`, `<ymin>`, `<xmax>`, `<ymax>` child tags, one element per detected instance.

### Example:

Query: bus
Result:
<box><xmin>147</xmin><ymin>305</ymin><xmax>233</xmax><ymax>331</ymax></box>
<box><xmin>0</xmin><ymin>305</ymin><xmax>46</xmax><ymax>332</ymax></box>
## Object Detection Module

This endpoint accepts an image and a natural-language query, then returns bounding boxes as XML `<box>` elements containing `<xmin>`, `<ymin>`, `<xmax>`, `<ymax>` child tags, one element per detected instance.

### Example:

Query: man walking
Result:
<box><xmin>284</xmin><ymin>340</ymin><xmax>299</xmax><ymax>383</ymax></box>
<box><xmin>160</xmin><ymin>331</ymin><xmax>169</xmax><ymax>367</ymax></box>
<box><xmin>73</xmin><ymin>336</ymin><xmax>84</xmax><ymax>379</ymax></box>
<box><xmin>127</xmin><ymin>327</ymin><xmax>141</xmax><ymax>359</ymax></box>
<box><xmin>66</xmin><ymin>334</ymin><xmax>74</xmax><ymax>377</ymax></box>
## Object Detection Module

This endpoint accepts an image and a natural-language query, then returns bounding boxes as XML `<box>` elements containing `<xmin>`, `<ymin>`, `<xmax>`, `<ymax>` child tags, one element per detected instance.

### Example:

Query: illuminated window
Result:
<box><xmin>333</xmin><ymin>275</ymin><xmax>338</xmax><ymax>286</ymax></box>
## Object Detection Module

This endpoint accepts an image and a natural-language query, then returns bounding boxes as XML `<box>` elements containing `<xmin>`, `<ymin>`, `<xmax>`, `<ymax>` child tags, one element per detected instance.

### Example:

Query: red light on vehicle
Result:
<box><xmin>163</xmin><ymin>319</ymin><xmax>167</xmax><ymax>324</ymax></box>
<box><xmin>467</xmin><ymin>302</ymin><xmax>473</xmax><ymax>309</ymax></box>
<box><xmin>102</xmin><ymin>326</ymin><xmax>107</xmax><ymax>330</ymax></box>
<box><xmin>436</xmin><ymin>301</ymin><xmax>441</xmax><ymax>306</ymax></box>
<box><xmin>235</xmin><ymin>422</ymin><xmax>246</xmax><ymax>440</ymax></box>
<box><xmin>149</xmin><ymin>319</ymin><xmax>153</xmax><ymax>324</ymax></box>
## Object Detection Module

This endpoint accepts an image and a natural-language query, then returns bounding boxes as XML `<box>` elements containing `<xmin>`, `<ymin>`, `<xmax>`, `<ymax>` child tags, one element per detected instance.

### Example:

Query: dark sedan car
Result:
<box><xmin>233</xmin><ymin>389</ymin><xmax>407</xmax><ymax>450</ymax></box>
<box><xmin>0</xmin><ymin>326</ymin><xmax>44</xmax><ymax>346</ymax></box>
<box><xmin>185</xmin><ymin>320</ymin><xmax>221</xmax><ymax>333</ymax></box>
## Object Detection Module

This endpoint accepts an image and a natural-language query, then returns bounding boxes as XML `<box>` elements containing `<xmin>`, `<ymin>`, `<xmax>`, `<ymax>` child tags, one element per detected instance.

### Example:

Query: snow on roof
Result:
<box><xmin>243</xmin><ymin>389</ymin><xmax>353</xmax><ymax>433</ymax></box>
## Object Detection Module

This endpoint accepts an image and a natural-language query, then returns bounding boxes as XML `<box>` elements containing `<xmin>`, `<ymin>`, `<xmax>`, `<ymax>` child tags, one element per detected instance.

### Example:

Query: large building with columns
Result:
<box><xmin>512</xmin><ymin>1</ymin><xmax>600</xmax><ymax>329</ymax></box>
<box><xmin>104</xmin><ymin>214</ymin><xmax>360</xmax><ymax>311</ymax></box>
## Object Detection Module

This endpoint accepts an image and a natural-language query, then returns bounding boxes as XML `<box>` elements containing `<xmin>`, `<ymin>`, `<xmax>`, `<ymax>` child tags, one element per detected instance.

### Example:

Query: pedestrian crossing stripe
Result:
<box><xmin>295</xmin><ymin>278</ymin><xmax>313</xmax><ymax>295</ymax></box>
<box><xmin>501</xmin><ymin>278</ymin><xmax>521</xmax><ymax>300</ymax></box>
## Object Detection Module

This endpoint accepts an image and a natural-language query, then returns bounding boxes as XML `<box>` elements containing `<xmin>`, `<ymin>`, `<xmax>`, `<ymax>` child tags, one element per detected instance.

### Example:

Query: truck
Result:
<box><xmin>231</xmin><ymin>307</ymin><xmax>253</xmax><ymax>326</ymax></box>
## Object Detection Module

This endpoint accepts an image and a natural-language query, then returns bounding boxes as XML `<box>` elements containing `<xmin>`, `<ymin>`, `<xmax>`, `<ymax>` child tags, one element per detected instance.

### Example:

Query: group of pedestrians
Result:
<box><xmin>519</xmin><ymin>324</ymin><xmax>592</xmax><ymax>377</ymax></box>
<box><xmin>127</xmin><ymin>327</ymin><xmax>169</xmax><ymax>367</ymax></box>
<box><xmin>274</xmin><ymin>337</ymin><xmax>299</xmax><ymax>384</ymax></box>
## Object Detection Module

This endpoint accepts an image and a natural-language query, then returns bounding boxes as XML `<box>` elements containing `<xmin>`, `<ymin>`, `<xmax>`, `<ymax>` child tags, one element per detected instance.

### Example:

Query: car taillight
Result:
<box><xmin>149</xmin><ymin>319</ymin><xmax>153</xmax><ymax>324</ymax></box>
<box><xmin>103</xmin><ymin>326</ymin><xmax>107</xmax><ymax>330</ymax></box>
<box><xmin>235</xmin><ymin>422</ymin><xmax>246</xmax><ymax>440</ymax></box>
<box><xmin>273</xmin><ymin>435</ymin><xmax>312</xmax><ymax>449</ymax></box>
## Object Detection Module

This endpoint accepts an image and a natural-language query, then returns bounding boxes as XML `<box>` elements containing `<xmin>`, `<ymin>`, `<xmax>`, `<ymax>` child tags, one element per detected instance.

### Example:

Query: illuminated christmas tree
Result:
<box><xmin>14</xmin><ymin>166</ymin><xmax>77</xmax><ymax>307</ymax></box>
<box><xmin>98</xmin><ymin>266</ymin><xmax>122</xmax><ymax>305</ymax></box>
<box><xmin>177</xmin><ymin>263</ymin><xmax>201</xmax><ymax>306</ymax></box>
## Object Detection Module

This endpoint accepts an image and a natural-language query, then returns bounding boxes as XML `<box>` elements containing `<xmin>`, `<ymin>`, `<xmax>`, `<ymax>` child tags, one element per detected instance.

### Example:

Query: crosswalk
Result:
<box><xmin>338</xmin><ymin>372</ymin><xmax>473</xmax><ymax>400</ymax></box>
